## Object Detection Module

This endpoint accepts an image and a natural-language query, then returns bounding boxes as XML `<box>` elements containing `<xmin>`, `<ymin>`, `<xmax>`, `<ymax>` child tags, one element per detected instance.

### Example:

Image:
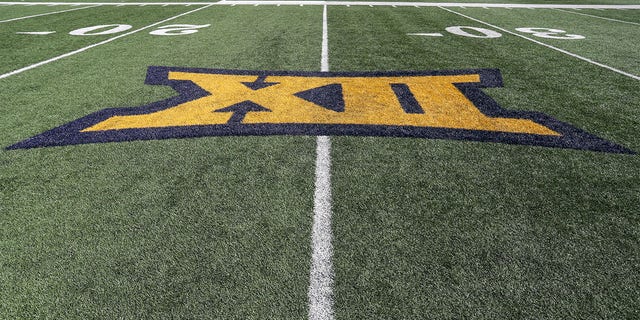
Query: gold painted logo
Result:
<box><xmin>6</xmin><ymin>66</ymin><xmax>633</xmax><ymax>154</ymax></box>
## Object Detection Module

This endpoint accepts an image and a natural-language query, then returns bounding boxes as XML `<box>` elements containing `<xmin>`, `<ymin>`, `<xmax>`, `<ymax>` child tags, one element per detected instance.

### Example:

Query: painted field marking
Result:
<box><xmin>554</xmin><ymin>8</ymin><xmax>640</xmax><ymax>26</ymax></box>
<box><xmin>309</xmin><ymin>136</ymin><xmax>334</xmax><ymax>320</ymax></box>
<box><xmin>308</xmin><ymin>5</ymin><xmax>334</xmax><ymax>320</ymax></box>
<box><xmin>0</xmin><ymin>4</ymin><xmax>100</xmax><ymax>23</ymax></box>
<box><xmin>0</xmin><ymin>4</ymin><xmax>213</xmax><ymax>80</ymax></box>
<box><xmin>320</xmin><ymin>5</ymin><xmax>329</xmax><ymax>72</ymax></box>
<box><xmin>407</xmin><ymin>32</ymin><xmax>444</xmax><ymax>37</ymax></box>
<box><xmin>410</xmin><ymin>26</ymin><xmax>585</xmax><ymax>40</ymax></box>
<box><xmin>15</xmin><ymin>31</ymin><xmax>56</xmax><ymax>34</ymax></box>
<box><xmin>0</xmin><ymin>2</ymin><xmax>639</xmax><ymax>9</ymax></box>
<box><xmin>439</xmin><ymin>7</ymin><xmax>640</xmax><ymax>81</ymax></box>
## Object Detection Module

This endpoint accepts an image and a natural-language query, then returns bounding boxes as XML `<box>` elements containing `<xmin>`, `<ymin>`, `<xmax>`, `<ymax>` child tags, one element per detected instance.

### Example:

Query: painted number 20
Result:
<box><xmin>69</xmin><ymin>24</ymin><xmax>211</xmax><ymax>36</ymax></box>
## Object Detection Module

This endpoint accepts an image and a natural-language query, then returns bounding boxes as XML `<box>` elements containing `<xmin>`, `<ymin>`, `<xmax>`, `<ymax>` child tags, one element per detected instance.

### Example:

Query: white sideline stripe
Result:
<box><xmin>308</xmin><ymin>5</ymin><xmax>334</xmax><ymax>320</ymax></box>
<box><xmin>0</xmin><ymin>1</ymin><xmax>639</xmax><ymax>9</ymax></box>
<box><xmin>439</xmin><ymin>6</ymin><xmax>640</xmax><ymax>81</ymax></box>
<box><xmin>0</xmin><ymin>4</ymin><xmax>212</xmax><ymax>80</ymax></box>
<box><xmin>0</xmin><ymin>4</ymin><xmax>100</xmax><ymax>23</ymax></box>
<box><xmin>554</xmin><ymin>8</ymin><xmax>640</xmax><ymax>26</ymax></box>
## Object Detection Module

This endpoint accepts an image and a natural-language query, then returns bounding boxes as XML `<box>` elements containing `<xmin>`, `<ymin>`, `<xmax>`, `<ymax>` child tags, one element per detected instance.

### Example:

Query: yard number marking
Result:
<box><xmin>410</xmin><ymin>26</ymin><xmax>585</xmax><ymax>39</ymax></box>
<box><xmin>69</xmin><ymin>24</ymin><xmax>133</xmax><ymax>35</ymax></box>
<box><xmin>18</xmin><ymin>24</ymin><xmax>581</xmax><ymax>39</ymax></box>
<box><xmin>445</xmin><ymin>26</ymin><xmax>501</xmax><ymax>38</ymax></box>
<box><xmin>67</xmin><ymin>24</ymin><xmax>210</xmax><ymax>36</ymax></box>
<box><xmin>150</xmin><ymin>24</ymin><xmax>210</xmax><ymax>35</ymax></box>
<box><xmin>7</xmin><ymin>66</ymin><xmax>633</xmax><ymax>154</ymax></box>
<box><xmin>0</xmin><ymin>4</ymin><xmax>214</xmax><ymax>80</ymax></box>
<box><xmin>515</xmin><ymin>28</ymin><xmax>585</xmax><ymax>39</ymax></box>
<box><xmin>439</xmin><ymin>6</ymin><xmax>640</xmax><ymax>81</ymax></box>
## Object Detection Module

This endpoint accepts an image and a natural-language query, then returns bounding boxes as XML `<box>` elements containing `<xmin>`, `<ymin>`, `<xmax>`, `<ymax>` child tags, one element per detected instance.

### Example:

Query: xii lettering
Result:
<box><xmin>8</xmin><ymin>67</ymin><xmax>632</xmax><ymax>154</ymax></box>
<box><xmin>83</xmin><ymin>70</ymin><xmax>558</xmax><ymax>136</ymax></box>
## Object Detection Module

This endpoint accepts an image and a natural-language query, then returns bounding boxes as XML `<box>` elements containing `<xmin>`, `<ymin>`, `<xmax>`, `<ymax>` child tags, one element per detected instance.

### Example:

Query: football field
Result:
<box><xmin>0</xmin><ymin>0</ymin><xmax>639</xmax><ymax>318</ymax></box>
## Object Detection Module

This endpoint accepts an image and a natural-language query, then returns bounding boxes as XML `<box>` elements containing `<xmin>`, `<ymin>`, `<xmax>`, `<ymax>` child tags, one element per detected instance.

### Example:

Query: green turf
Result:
<box><xmin>332</xmin><ymin>138</ymin><xmax>639</xmax><ymax>319</ymax></box>
<box><xmin>325</xmin><ymin>0</ymin><xmax>640</xmax><ymax>3</ymax></box>
<box><xmin>0</xmin><ymin>5</ymin><xmax>194</xmax><ymax>75</ymax></box>
<box><xmin>455</xmin><ymin>7</ymin><xmax>640</xmax><ymax>75</ymax></box>
<box><xmin>1</xmin><ymin>3</ymin><xmax>639</xmax><ymax>319</ymax></box>
<box><xmin>0</xmin><ymin>4</ymin><xmax>86</xmax><ymax>21</ymax></box>
<box><xmin>328</xmin><ymin>5</ymin><xmax>639</xmax><ymax>318</ymax></box>
<box><xmin>4</xmin><ymin>0</ymin><xmax>640</xmax><ymax>3</ymax></box>
<box><xmin>1</xmin><ymin>5</ymin><xmax>323</xmax><ymax>318</ymax></box>
<box><xmin>1</xmin><ymin>138</ymin><xmax>317</xmax><ymax>318</ymax></box>
<box><xmin>573</xmin><ymin>8</ymin><xmax>640</xmax><ymax>24</ymax></box>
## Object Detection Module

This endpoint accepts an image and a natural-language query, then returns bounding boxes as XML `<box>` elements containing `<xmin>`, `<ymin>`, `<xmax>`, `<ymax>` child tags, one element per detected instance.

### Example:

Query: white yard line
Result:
<box><xmin>0</xmin><ymin>4</ymin><xmax>101</xmax><ymax>23</ymax></box>
<box><xmin>439</xmin><ymin>6</ymin><xmax>640</xmax><ymax>81</ymax></box>
<box><xmin>0</xmin><ymin>2</ymin><xmax>639</xmax><ymax>9</ymax></box>
<box><xmin>320</xmin><ymin>4</ymin><xmax>329</xmax><ymax>72</ymax></box>
<box><xmin>308</xmin><ymin>5</ymin><xmax>334</xmax><ymax>320</ymax></box>
<box><xmin>0</xmin><ymin>4</ymin><xmax>213</xmax><ymax>80</ymax></box>
<box><xmin>554</xmin><ymin>8</ymin><xmax>640</xmax><ymax>26</ymax></box>
<box><xmin>309</xmin><ymin>136</ymin><xmax>334</xmax><ymax>320</ymax></box>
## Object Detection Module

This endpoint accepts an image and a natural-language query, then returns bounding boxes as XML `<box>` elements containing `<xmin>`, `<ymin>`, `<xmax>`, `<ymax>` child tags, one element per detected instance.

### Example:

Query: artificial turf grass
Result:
<box><xmin>327</xmin><ymin>6</ymin><xmax>640</xmax><ymax>150</ymax></box>
<box><xmin>1</xmin><ymin>137</ymin><xmax>317</xmax><ymax>319</ymax></box>
<box><xmin>458</xmin><ymin>7</ymin><xmax>640</xmax><ymax>75</ymax></box>
<box><xmin>0</xmin><ymin>4</ymin><xmax>84</xmax><ymax>21</ymax></box>
<box><xmin>327</xmin><ymin>5</ymin><xmax>639</xmax><ymax>319</ymax></box>
<box><xmin>571</xmin><ymin>8</ymin><xmax>640</xmax><ymax>24</ymax></box>
<box><xmin>331</xmin><ymin>137</ymin><xmax>639</xmax><ymax>319</ymax></box>
<box><xmin>1</xmin><ymin>3</ymin><xmax>638</xmax><ymax>319</ymax></box>
<box><xmin>0</xmin><ymin>5</ymin><xmax>194</xmax><ymax>75</ymax></box>
<box><xmin>0</xmin><ymin>4</ymin><xmax>325</xmax><ymax>148</ymax></box>
<box><xmin>1</xmin><ymin>5</ymin><xmax>325</xmax><ymax>318</ymax></box>
<box><xmin>8</xmin><ymin>0</ymin><xmax>640</xmax><ymax>4</ymax></box>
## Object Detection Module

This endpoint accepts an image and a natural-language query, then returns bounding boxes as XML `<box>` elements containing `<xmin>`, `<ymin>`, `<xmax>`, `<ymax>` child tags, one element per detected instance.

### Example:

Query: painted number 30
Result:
<box><xmin>69</xmin><ymin>24</ymin><xmax>211</xmax><ymax>36</ymax></box>
<box><xmin>444</xmin><ymin>26</ymin><xmax>585</xmax><ymax>39</ymax></box>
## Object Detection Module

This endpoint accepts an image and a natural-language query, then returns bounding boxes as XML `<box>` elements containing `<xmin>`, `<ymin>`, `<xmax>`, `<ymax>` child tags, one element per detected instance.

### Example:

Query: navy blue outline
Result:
<box><xmin>5</xmin><ymin>66</ymin><xmax>634</xmax><ymax>154</ymax></box>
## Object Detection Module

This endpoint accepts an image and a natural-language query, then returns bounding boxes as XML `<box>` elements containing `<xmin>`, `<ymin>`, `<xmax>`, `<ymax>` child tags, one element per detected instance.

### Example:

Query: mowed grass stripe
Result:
<box><xmin>327</xmin><ymin>6</ymin><xmax>639</xmax><ymax>318</ymax></box>
<box><xmin>0</xmin><ymin>5</ymin><xmax>213</xmax><ymax>79</ymax></box>
<box><xmin>1</xmin><ymin>5</ymin><xmax>324</xmax><ymax>318</ymax></box>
